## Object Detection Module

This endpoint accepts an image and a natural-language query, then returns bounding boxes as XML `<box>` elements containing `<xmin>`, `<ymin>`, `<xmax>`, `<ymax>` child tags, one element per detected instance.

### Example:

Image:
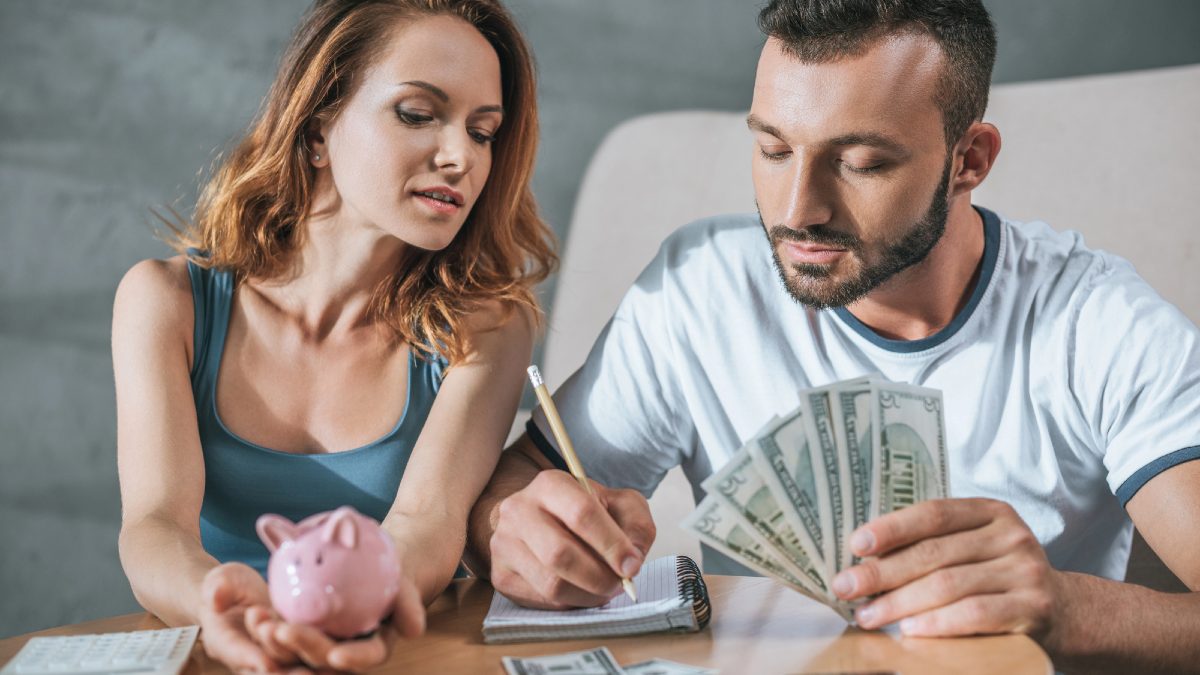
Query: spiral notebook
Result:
<box><xmin>482</xmin><ymin>555</ymin><xmax>712</xmax><ymax>644</ymax></box>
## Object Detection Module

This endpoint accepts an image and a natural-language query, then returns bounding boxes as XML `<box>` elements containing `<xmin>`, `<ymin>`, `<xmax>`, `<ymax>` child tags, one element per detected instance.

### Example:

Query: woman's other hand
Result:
<box><xmin>197</xmin><ymin>562</ymin><xmax>291</xmax><ymax>673</ymax></box>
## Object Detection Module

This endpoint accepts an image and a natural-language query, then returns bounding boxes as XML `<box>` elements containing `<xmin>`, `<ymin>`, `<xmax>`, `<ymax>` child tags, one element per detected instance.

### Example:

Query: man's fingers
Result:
<box><xmin>604</xmin><ymin>487</ymin><xmax>656</xmax><ymax>559</ymax></box>
<box><xmin>896</xmin><ymin>591</ymin><xmax>1036</xmax><ymax>637</ymax></box>
<box><xmin>851</xmin><ymin>498</ymin><xmax>1002</xmax><ymax>557</ymax></box>
<box><xmin>529</xmin><ymin>471</ymin><xmax>643</xmax><ymax>579</ymax></box>
<box><xmin>833</xmin><ymin>522</ymin><xmax>1007</xmax><ymax>600</ymax></box>
<box><xmin>491</xmin><ymin>563</ymin><xmax>566</xmax><ymax>610</ymax></box>
<box><xmin>512</xmin><ymin>536</ymin><xmax>617</xmax><ymax>607</ymax></box>
<box><xmin>492</xmin><ymin>535</ymin><xmax>614</xmax><ymax>608</ymax></box>
<box><xmin>516</xmin><ymin>498</ymin><xmax>622</xmax><ymax>597</ymax></box>
<box><xmin>853</xmin><ymin>557</ymin><xmax>1016</xmax><ymax>629</ymax></box>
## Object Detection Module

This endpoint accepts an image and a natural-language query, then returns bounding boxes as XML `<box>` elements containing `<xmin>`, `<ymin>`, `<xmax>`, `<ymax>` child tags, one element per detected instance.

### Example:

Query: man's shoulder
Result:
<box><xmin>996</xmin><ymin>211</ymin><xmax>1131</xmax><ymax>298</ymax></box>
<box><xmin>994</xmin><ymin>211</ymin><xmax>1180</xmax><ymax>334</ymax></box>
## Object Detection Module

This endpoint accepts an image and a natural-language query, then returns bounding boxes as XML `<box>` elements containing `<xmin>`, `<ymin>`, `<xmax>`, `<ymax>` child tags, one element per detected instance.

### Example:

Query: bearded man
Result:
<box><xmin>466</xmin><ymin>1</ymin><xmax>1200</xmax><ymax>671</ymax></box>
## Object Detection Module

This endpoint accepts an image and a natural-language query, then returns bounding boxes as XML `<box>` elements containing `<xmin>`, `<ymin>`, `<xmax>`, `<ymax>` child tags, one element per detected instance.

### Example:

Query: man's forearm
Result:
<box><xmin>1048</xmin><ymin>570</ymin><xmax>1200</xmax><ymax>673</ymax></box>
<box><xmin>463</xmin><ymin>440</ymin><xmax>544</xmax><ymax>578</ymax></box>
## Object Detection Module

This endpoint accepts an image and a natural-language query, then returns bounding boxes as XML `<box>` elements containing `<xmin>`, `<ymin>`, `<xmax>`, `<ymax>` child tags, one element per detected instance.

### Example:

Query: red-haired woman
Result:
<box><xmin>112</xmin><ymin>1</ymin><xmax>555</xmax><ymax>671</ymax></box>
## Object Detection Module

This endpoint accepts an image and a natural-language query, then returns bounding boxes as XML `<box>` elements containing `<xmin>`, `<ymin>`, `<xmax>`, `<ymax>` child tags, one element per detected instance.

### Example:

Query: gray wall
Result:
<box><xmin>2</xmin><ymin>0</ymin><xmax>1199</xmax><ymax>638</ymax></box>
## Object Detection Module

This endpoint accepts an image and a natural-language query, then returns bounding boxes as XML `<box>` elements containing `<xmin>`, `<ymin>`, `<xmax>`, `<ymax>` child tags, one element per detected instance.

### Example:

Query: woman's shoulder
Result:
<box><xmin>113</xmin><ymin>255</ymin><xmax>195</xmax><ymax>347</ymax></box>
<box><xmin>449</xmin><ymin>298</ymin><xmax>537</xmax><ymax>367</ymax></box>
<box><xmin>116</xmin><ymin>255</ymin><xmax>193</xmax><ymax>308</ymax></box>
<box><xmin>464</xmin><ymin>298</ymin><xmax>536</xmax><ymax>340</ymax></box>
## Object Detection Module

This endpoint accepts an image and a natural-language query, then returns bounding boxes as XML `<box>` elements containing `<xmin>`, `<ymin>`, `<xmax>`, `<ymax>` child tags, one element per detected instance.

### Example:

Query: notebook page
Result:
<box><xmin>484</xmin><ymin>556</ymin><xmax>685</xmax><ymax>628</ymax></box>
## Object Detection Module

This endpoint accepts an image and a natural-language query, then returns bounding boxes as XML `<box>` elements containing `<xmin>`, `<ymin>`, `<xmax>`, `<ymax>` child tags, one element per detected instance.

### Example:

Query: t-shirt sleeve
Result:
<box><xmin>1071</xmin><ymin>257</ymin><xmax>1200</xmax><ymax>506</ymax></box>
<box><xmin>528</xmin><ymin>249</ymin><xmax>690</xmax><ymax>497</ymax></box>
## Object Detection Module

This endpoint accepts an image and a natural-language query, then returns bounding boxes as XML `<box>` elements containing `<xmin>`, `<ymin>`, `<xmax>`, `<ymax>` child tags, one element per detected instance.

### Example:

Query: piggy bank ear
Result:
<box><xmin>256</xmin><ymin>514</ymin><xmax>299</xmax><ymax>553</ymax></box>
<box><xmin>321</xmin><ymin>507</ymin><xmax>359</xmax><ymax>549</ymax></box>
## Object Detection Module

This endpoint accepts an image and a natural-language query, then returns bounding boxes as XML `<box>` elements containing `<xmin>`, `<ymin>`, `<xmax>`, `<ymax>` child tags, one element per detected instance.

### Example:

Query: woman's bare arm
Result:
<box><xmin>112</xmin><ymin>257</ymin><xmax>217</xmax><ymax>625</ymax></box>
<box><xmin>381</xmin><ymin>301</ymin><xmax>537</xmax><ymax>603</ymax></box>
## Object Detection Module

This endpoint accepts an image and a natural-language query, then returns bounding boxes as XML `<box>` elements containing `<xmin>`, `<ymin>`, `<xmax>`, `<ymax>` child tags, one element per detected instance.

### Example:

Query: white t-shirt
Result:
<box><xmin>530</xmin><ymin>207</ymin><xmax>1200</xmax><ymax>580</ymax></box>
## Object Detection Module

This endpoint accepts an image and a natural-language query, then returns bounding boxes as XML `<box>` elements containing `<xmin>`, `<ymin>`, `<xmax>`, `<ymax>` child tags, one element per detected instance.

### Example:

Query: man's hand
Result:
<box><xmin>489</xmin><ymin>470</ymin><xmax>656</xmax><ymax>609</ymax></box>
<box><xmin>831</xmin><ymin>498</ymin><xmax>1060</xmax><ymax>639</ymax></box>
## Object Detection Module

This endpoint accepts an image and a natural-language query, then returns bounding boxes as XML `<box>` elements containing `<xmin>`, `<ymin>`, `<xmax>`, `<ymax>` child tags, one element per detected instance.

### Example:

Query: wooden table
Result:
<box><xmin>1</xmin><ymin>576</ymin><xmax>1052</xmax><ymax>674</ymax></box>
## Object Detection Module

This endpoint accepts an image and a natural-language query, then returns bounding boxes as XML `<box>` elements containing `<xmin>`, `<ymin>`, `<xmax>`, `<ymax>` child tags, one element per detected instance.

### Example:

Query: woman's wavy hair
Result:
<box><xmin>167</xmin><ymin>0</ymin><xmax>556</xmax><ymax>364</ymax></box>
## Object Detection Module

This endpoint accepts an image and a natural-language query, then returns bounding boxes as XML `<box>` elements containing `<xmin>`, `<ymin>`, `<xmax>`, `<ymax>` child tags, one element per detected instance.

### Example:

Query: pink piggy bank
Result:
<box><xmin>256</xmin><ymin>506</ymin><xmax>400</xmax><ymax>639</ymax></box>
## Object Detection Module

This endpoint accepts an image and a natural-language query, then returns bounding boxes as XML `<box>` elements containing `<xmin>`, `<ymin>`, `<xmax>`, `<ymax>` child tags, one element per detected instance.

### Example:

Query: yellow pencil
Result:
<box><xmin>527</xmin><ymin>365</ymin><xmax>638</xmax><ymax>603</ymax></box>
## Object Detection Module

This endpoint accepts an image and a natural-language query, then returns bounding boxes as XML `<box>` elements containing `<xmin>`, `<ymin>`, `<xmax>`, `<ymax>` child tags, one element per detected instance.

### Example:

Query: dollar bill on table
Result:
<box><xmin>623</xmin><ymin>658</ymin><xmax>718</xmax><ymax>674</ymax></box>
<box><xmin>502</xmin><ymin>646</ymin><xmax>626</xmax><ymax>675</ymax></box>
<box><xmin>680</xmin><ymin>376</ymin><xmax>947</xmax><ymax>624</ymax></box>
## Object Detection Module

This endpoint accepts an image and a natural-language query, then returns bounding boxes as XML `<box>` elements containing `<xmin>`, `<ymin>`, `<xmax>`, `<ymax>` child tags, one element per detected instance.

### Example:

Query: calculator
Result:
<box><xmin>1</xmin><ymin>626</ymin><xmax>199</xmax><ymax>675</ymax></box>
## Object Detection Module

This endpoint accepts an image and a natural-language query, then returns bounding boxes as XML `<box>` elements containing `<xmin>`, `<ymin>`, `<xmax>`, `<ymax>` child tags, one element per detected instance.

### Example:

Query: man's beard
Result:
<box><xmin>762</xmin><ymin>158</ymin><xmax>952</xmax><ymax>310</ymax></box>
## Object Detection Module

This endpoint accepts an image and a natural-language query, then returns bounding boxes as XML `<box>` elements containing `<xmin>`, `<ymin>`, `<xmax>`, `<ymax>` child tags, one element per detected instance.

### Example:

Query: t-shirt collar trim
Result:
<box><xmin>831</xmin><ymin>205</ymin><xmax>1001</xmax><ymax>354</ymax></box>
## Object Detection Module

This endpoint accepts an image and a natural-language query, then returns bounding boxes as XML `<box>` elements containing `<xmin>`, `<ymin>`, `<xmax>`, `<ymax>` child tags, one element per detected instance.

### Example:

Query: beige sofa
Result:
<box><xmin>534</xmin><ymin>64</ymin><xmax>1200</xmax><ymax>583</ymax></box>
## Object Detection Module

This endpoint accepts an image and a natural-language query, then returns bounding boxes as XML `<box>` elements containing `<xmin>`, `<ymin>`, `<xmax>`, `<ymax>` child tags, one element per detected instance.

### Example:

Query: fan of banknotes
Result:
<box><xmin>681</xmin><ymin>376</ymin><xmax>948</xmax><ymax>621</ymax></box>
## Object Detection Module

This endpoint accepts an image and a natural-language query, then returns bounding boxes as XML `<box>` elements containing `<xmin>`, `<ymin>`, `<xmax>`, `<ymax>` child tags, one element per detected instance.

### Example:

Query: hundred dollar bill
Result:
<box><xmin>747</xmin><ymin>400</ymin><xmax>834</xmax><ymax>576</ymax></box>
<box><xmin>502</xmin><ymin>646</ymin><xmax>626</xmax><ymax>675</ymax></box>
<box><xmin>680</xmin><ymin>498</ymin><xmax>853</xmax><ymax>621</ymax></box>
<box><xmin>804</xmin><ymin>390</ymin><xmax>851</xmax><ymax>574</ymax></box>
<box><xmin>828</xmin><ymin>379</ymin><xmax>877</xmax><ymax>566</ymax></box>
<box><xmin>682</xmin><ymin>497</ymin><xmax>820</xmax><ymax>598</ymax></box>
<box><xmin>871</xmin><ymin>381</ymin><xmax>949</xmax><ymax>519</ymax></box>
<box><xmin>624</xmin><ymin>658</ymin><xmax>717</xmax><ymax>675</ymax></box>
<box><xmin>701</xmin><ymin>443</ymin><xmax>828</xmax><ymax>594</ymax></box>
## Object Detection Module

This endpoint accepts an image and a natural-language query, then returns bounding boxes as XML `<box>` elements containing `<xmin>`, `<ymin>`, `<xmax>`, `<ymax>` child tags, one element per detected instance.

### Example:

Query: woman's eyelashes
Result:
<box><xmin>395</xmin><ymin>106</ymin><xmax>433</xmax><ymax>125</ymax></box>
<box><xmin>469</xmin><ymin>128</ymin><xmax>498</xmax><ymax>144</ymax></box>
<box><xmin>395</xmin><ymin>106</ymin><xmax>497</xmax><ymax>145</ymax></box>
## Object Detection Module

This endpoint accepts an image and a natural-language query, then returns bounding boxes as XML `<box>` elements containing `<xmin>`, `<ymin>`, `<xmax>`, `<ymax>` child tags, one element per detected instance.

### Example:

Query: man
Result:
<box><xmin>466</xmin><ymin>1</ymin><xmax>1200</xmax><ymax>671</ymax></box>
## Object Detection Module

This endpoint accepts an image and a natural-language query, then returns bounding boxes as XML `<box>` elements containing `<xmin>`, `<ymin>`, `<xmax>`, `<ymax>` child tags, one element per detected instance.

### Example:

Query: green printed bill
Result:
<box><xmin>680</xmin><ymin>377</ymin><xmax>947</xmax><ymax>624</ymax></box>
<box><xmin>502</xmin><ymin>646</ymin><xmax>626</xmax><ymax>675</ymax></box>
<box><xmin>503</xmin><ymin>651</ymin><xmax>717</xmax><ymax>675</ymax></box>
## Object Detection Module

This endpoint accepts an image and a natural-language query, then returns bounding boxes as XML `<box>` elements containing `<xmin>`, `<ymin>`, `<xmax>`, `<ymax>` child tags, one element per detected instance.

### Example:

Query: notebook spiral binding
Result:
<box><xmin>676</xmin><ymin>555</ymin><xmax>712</xmax><ymax>629</ymax></box>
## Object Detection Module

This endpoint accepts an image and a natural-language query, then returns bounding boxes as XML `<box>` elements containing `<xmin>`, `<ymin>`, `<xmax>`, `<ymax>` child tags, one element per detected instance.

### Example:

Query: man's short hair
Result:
<box><xmin>758</xmin><ymin>0</ymin><xmax>997</xmax><ymax>147</ymax></box>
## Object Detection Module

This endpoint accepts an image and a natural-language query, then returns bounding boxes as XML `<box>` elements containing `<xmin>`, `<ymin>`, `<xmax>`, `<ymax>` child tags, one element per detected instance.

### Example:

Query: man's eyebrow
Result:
<box><xmin>828</xmin><ymin>132</ymin><xmax>910</xmax><ymax>155</ymax></box>
<box><xmin>398</xmin><ymin>80</ymin><xmax>503</xmax><ymax>115</ymax></box>
<box><xmin>747</xmin><ymin>116</ymin><xmax>909</xmax><ymax>156</ymax></box>
<box><xmin>746</xmin><ymin>114</ymin><xmax>784</xmax><ymax>139</ymax></box>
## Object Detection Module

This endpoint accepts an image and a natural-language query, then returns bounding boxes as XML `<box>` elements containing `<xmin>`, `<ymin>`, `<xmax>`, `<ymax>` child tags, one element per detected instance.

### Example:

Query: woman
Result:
<box><xmin>112</xmin><ymin>0</ymin><xmax>554</xmax><ymax>671</ymax></box>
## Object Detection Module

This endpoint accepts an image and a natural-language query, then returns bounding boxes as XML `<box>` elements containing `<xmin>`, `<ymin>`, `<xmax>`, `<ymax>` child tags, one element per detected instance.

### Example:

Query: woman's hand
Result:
<box><xmin>245</xmin><ymin>571</ymin><xmax>426</xmax><ymax>673</ymax></box>
<box><xmin>197</xmin><ymin>562</ymin><xmax>291</xmax><ymax>673</ymax></box>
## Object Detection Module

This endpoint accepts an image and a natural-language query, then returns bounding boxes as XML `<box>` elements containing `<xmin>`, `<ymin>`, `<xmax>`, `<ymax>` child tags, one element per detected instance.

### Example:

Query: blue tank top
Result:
<box><xmin>186</xmin><ymin>259</ymin><xmax>447</xmax><ymax>575</ymax></box>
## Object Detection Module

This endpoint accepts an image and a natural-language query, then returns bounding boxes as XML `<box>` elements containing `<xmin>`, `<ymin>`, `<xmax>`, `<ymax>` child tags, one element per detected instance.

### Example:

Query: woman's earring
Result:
<box><xmin>314</xmin><ymin>154</ymin><xmax>321</xmax><ymax>161</ymax></box>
